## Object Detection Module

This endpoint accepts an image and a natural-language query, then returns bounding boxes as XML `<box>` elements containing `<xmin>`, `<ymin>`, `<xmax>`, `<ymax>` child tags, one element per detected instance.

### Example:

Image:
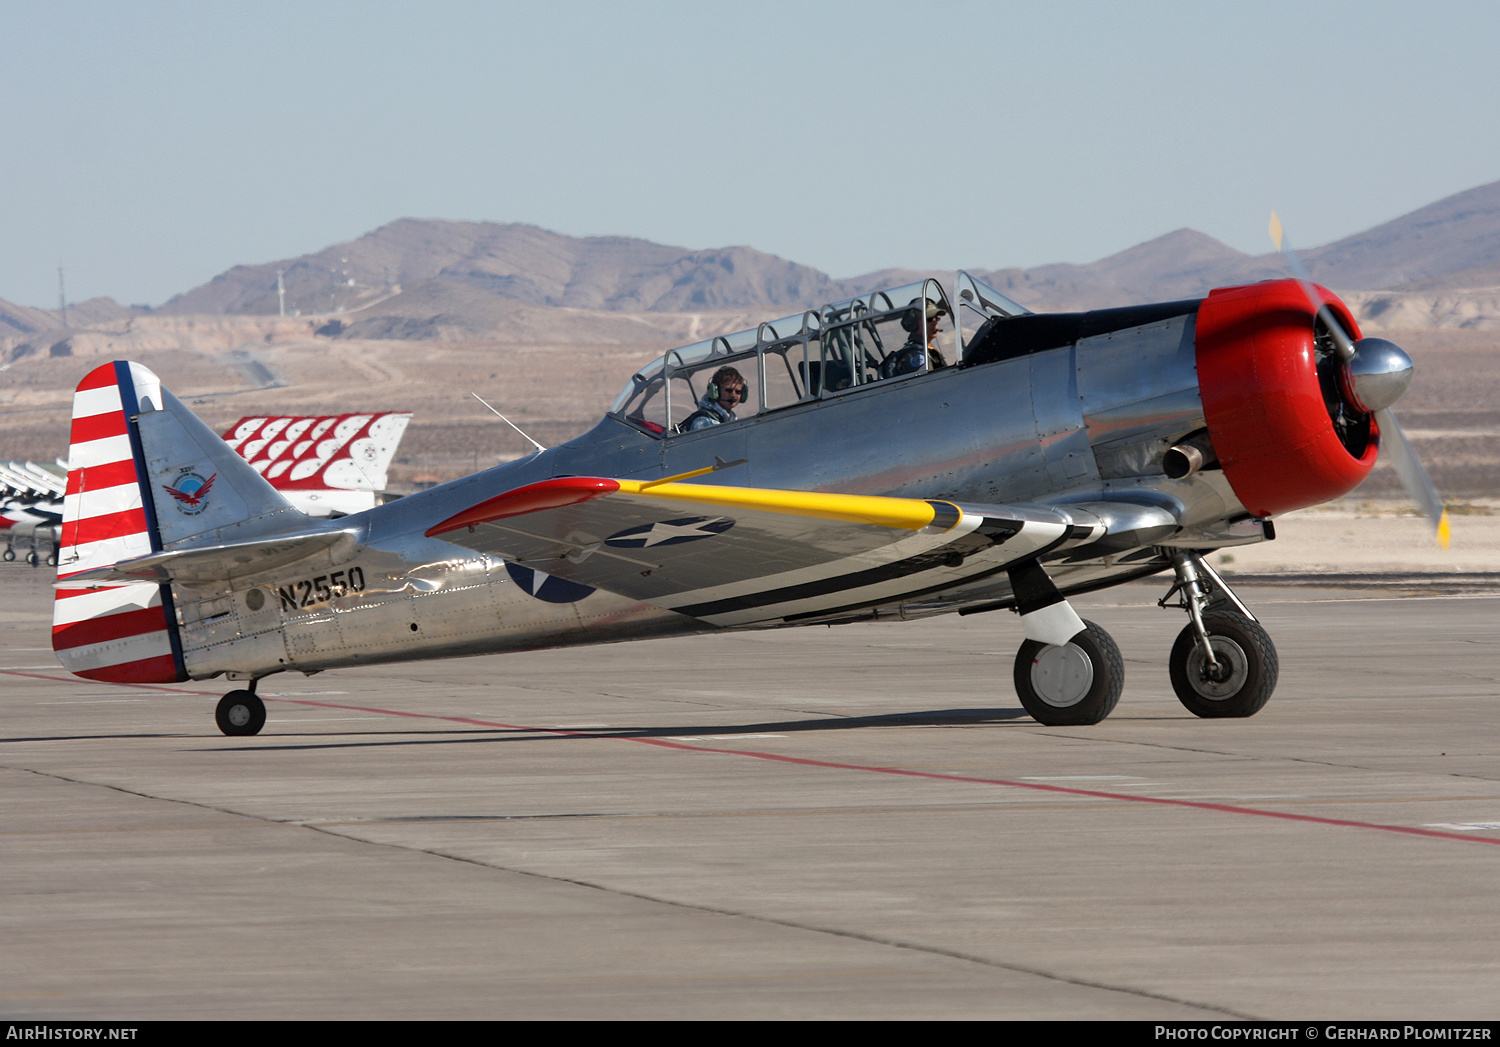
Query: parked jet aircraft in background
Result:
<box><xmin>47</xmin><ymin>237</ymin><xmax>1442</xmax><ymax>735</ymax></box>
<box><xmin>2</xmin><ymin>460</ymin><xmax>65</xmax><ymax>565</ymax></box>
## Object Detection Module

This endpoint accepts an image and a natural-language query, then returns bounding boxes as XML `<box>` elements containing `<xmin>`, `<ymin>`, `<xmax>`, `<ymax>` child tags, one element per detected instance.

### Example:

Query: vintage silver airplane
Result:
<box><xmin>49</xmin><ymin>242</ymin><xmax>1443</xmax><ymax>736</ymax></box>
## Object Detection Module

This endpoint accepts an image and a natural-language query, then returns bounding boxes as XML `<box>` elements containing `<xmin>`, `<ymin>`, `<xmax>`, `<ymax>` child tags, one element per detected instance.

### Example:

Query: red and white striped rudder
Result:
<box><xmin>53</xmin><ymin>362</ymin><xmax>184</xmax><ymax>683</ymax></box>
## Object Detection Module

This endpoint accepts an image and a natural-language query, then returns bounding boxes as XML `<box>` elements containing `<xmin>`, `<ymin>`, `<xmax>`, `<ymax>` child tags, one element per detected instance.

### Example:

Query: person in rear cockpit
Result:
<box><xmin>880</xmin><ymin>300</ymin><xmax>948</xmax><ymax>379</ymax></box>
<box><xmin>683</xmin><ymin>366</ymin><xmax>747</xmax><ymax>431</ymax></box>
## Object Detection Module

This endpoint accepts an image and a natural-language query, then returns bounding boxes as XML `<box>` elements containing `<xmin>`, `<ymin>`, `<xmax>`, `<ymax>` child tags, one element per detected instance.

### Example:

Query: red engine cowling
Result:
<box><xmin>1195</xmin><ymin>279</ymin><xmax>1378</xmax><ymax>517</ymax></box>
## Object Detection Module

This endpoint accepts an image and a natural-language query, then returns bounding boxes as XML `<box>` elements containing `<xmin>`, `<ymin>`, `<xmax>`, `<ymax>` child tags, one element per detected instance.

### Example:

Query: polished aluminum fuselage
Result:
<box><xmin>178</xmin><ymin>309</ymin><xmax>1253</xmax><ymax>682</ymax></box>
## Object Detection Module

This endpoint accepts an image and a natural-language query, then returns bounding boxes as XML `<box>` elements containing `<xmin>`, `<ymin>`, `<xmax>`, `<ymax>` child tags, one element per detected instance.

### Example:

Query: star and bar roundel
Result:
<box><xmin>503</xmin><ymin>515</ymin><xmax>735</xmax><ymax>602</ymax></box>
<box><xmin>604</xmin><ymin>515</ymin><xmax>735</xmax><ymax>548</ymax></box>
<box><xmin>504</xmin><ymin>562</ymin><xmax>597</xmax><ymax>604</ymax></box>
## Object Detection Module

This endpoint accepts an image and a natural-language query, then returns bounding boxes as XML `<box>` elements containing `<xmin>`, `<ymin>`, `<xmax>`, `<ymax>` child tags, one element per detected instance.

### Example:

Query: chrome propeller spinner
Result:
<box><xmin>1342</xmin><ymin>336</ymin><xmax>1413</xmax><ymax>413</ymax></box>
<box><xmin>1269</xmin><ymin>211</ymin><xmax>1448</xmax><ymax>547</ymax></box>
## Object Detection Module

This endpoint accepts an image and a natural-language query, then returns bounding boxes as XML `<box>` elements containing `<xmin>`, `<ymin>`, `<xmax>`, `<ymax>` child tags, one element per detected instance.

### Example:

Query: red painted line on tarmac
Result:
<box><xmin>271</xmin><ymin>696</ymin><xmax>1500</xmax><ymax>850</ymax></box>
<box><xmin>9</xmin><ymin>670</ymin><xmax>1498</xmax><ymax>850</ymax></box>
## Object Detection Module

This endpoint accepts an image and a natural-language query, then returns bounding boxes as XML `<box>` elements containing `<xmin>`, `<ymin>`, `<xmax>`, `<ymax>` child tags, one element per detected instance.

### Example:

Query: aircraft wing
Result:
<box><xmin>426</xmin><ymin>477</ymin><xmax>1104</xmax><ymax>626</ymax></box>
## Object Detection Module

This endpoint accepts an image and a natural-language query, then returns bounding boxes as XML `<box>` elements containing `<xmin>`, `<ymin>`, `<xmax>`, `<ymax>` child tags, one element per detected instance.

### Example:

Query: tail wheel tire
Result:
<box><xmin>216</xmin><ymin>690</ymin><xmax>266</xmax><ymax>736</ymax></box>
<box><xmin>1169</xmin><ymin>612</ymin><xmax>1278</xmax><ymax>718</ymax></box>
<box><xmin>1014</xmin><ymin>619</ymin><xmax>1124</xmax><ymax>726</ymax></box>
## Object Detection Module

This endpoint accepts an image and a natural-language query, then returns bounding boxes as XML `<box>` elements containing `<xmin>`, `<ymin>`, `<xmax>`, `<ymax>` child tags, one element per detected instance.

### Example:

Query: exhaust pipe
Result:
<box><xmin>1164</xmin><ymin>430</ymin><xmax>1219</xmax><ymax>480</ymax></box>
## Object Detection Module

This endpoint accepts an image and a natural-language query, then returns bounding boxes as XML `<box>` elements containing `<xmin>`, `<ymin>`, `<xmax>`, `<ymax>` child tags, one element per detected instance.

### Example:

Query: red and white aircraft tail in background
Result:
<box><xmin>218</xmin><ymin>413</ymin><xmax>412</xmax><ymax>517</ymax></box>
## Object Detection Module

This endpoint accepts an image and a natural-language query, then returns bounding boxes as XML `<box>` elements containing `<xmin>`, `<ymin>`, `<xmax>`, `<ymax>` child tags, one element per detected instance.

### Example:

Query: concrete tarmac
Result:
<box><xmin>1</xmin><ymin>566</ymin><xmax>1498</xmax><ymax>1020</ymax></box>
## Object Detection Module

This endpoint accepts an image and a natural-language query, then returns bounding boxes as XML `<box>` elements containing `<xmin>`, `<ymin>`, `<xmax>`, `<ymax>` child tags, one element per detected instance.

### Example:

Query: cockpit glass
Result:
<box><xmin>666</xmin><ymin>339</ymin><xmax>716</xmax><ymax>371</ymax></box>
<box><xmin>613</xmin><ymin>356</ymin><xmax>669</xmax><ymax>436</ymax></box>
<box><xmin>609</xmin><ymin>282</ymin><xmax>956</xmax><ymax>437</ymax></box>
<box><xmin>759</xmin><ymin>312</ymin><xmax>814</xmax><ymax>411</ymax></box>
<box><xmin>611</xmin><ymin>355</ymin><xmax>665</xmax><ymax>415</ymax></box>
<box><xmin>816</xmin><ymin>282</ymin><xmax>953</xmax><ymax>390</ymax></box>
<box><xmin>955</xmin><ymin>271</ymin><xmax>1029</xmax><ymax>320</ymax></box>
<box><xmin>717</xmin><ymin>329</ymin><xmax>758</xmax><ymax>354</ymax></box>
<box><xmin>758</xmin><ymin>313</ymin><xmax>806</xmax><ymax>342</ymax></box>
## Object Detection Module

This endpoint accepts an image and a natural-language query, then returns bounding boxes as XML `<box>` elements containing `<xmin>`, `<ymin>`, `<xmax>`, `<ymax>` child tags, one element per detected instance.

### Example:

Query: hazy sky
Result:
<box><xmin>3</xmin><ymin>0</ymin><xmax>1499</xmax><ymax>308</ymax></box>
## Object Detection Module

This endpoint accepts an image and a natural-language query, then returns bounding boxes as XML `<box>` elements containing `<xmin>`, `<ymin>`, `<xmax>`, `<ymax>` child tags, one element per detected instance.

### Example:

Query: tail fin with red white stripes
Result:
<box><xmin>53</xmin><ymin>361</ymin><xmax>299</xmax><ymax>683</ymax></box>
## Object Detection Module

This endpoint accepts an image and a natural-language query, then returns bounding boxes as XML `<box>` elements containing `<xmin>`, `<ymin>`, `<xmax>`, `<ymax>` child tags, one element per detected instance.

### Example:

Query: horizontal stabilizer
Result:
<box><xmin>57</xmin><ymin>527</ymin><xmax>357</xmax><ymax>588</ymax></box>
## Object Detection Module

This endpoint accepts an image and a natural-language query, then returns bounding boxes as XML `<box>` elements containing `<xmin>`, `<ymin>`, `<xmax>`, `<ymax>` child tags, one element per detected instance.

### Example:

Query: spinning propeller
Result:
<box><xmin>1268</xmin><ymin>212</ymin><xmax>1450</xmax><ymax>548</ymax></box>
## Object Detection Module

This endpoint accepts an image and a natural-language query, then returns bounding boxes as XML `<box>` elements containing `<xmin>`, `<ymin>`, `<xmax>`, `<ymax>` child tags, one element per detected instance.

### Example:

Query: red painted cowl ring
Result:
<box><xmin>1194</xmin><ymin>279</ymin><xmax>1378</xmax><ymax>518</ymax></box>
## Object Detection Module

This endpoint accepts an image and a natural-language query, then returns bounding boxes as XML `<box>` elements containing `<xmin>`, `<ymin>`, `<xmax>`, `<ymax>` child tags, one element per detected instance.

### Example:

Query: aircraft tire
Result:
<box><xmin>1</xmin><ymin>548</ymin><xmax>13</xmax><ymax>561</ymax></box>
<box><xmin>216</xmin><ymin>690</ymin><xmax>267</xmax><ymax>737</ymax></box>
<box><xmin>1169</xmin><ymin>612</ymin><xmax>1278</xmax><ymax>718</ymax></box>
<box><xmin>1013</xmin><ymin>619</ymin><xmax>1123</xmax><ymax>726</ymax></box>
<box><xmin>25</xmin><ymin>551</ymin><xmax>38</xmax><ymax>566</ymax></box>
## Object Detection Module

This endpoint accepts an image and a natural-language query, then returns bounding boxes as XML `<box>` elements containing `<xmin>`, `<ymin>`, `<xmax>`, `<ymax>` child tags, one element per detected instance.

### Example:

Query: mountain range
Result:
<box><xmin>5</xmin><ymin>178</ymin><xmax>1500</xmax><ymax>342</ymax></box>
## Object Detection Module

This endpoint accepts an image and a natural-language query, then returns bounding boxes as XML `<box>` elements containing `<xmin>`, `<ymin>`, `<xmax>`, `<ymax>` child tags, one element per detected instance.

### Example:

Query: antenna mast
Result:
<box><xmin>471</xmin><ymin>393</ymin><xmax>546</xmax><ymax>454</ymax></box>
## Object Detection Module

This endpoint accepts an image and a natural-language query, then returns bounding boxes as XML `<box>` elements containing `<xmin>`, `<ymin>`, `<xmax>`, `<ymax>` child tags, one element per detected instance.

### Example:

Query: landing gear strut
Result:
<box><xmin>215</xmin><ymin>681</ymin><xmax>266</xmax><ymax>736</ymax></box>
<box><xmin>1160</xmin><ymin>553</ymin><xmax>1278</xmax><ymax>718</ymax></box>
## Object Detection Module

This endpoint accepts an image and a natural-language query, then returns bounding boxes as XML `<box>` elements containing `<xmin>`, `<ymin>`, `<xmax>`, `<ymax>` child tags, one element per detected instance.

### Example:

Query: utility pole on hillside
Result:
<box><xmin>277</xmin><ymin>270</ymin><xmax>286</xmax><ymax>317</ymax></box>
<box><xmin>57</xmin><ymin>265</ymin><xmax>67</xmax><ymax>327</ymax></box>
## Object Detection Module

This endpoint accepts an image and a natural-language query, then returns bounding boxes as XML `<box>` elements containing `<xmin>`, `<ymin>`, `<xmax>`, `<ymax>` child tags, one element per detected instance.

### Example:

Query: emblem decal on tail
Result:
<box><xmin>163</xmin><ymin>471</ymin><xmax>217</xmax><ymax>514</ymax></box>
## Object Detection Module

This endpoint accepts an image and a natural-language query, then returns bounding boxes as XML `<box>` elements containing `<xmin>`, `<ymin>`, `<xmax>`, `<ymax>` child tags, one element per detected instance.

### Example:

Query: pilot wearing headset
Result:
<box><xmin>880</xmin><ymin>299</ymin><xmax>948</xmax><ymax>380</ymax></box>
<box><xmin>684</xmin><ymin>366</ymin><xmax>747</xmax><ymax>431</ymax></box>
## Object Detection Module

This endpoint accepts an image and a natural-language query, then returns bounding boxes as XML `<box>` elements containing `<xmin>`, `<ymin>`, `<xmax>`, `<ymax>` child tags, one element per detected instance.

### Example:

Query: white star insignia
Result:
<box><xmin>635</xmin><ymin>519</ymin><xmax>724</xmax><ymax>546</ymax></box>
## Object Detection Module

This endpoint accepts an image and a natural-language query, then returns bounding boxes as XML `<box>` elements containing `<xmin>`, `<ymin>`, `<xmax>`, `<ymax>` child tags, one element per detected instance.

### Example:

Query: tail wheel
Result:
<box><xmin>1169</xmin><ymin>612</ymin><xmax>1278</xmax><ymax>718</ymax></box>
<box><xmin>1013</xmin><ymin>619</ymin><xmax>1124</xmax><ymax>726</ymax></box>
<box><xmin>216</xmin><ymin>690</ymin><xmax>266</xmax><ymax>736</ymax></box>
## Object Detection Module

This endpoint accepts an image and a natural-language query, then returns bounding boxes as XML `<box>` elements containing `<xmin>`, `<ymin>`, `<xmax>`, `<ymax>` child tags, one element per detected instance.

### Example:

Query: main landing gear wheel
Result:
<box><xmin>1169</xmin><ymin>612</ymin><xmax>1278</xmax><ymax>718</ymax></box>
<box><xmin>215</xmin><ymin>690</ymin><xmax>266</xmax><ymax>736</ymax></box>
<box><xmin>1013</xmin><ymin>619</ymin><xmax>1124</xmax><ymax>726</ymax></box>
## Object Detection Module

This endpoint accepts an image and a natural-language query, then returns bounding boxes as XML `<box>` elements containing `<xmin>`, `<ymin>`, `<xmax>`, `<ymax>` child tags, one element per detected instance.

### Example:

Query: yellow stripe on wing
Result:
<box><xmin>613</xmin><ymin>480</ymin><xmax>950</xmax><ymax>532</ymax></box>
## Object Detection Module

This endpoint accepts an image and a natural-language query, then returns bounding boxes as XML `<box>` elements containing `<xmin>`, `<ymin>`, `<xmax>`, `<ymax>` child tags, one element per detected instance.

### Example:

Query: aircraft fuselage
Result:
<box><xmin>181</xmin><ymin>301</ymin><xmax>1243</xmax><ymax>680</ymax></box>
